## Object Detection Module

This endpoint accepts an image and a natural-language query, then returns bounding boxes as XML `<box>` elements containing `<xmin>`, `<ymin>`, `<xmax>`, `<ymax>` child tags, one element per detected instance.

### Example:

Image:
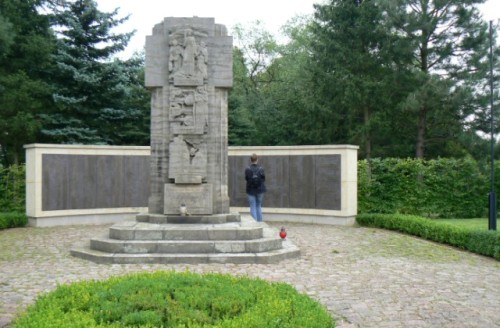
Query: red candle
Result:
<box><xmin>279</xmin><ymin>227</ymin><xmax>287</xmax><ymax>240</ymax></box>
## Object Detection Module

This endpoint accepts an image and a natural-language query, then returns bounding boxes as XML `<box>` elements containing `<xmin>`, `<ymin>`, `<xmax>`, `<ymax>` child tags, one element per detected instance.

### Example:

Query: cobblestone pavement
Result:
<box><xmin>0</xmin><ymin>220</ymin><xmax>499</xmax><ymax>327</ymax></box>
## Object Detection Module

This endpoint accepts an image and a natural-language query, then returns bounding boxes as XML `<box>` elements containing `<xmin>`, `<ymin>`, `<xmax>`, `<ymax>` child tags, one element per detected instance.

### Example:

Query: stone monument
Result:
<box><xmin>145</xmin><ymin>17</ymin><xmax>233</xmax><ymax>217</ymax></box>
<box><xmin>71</xmin><ymin>17</ymin><xmax>299</xmax><ymax>264</ymax></box>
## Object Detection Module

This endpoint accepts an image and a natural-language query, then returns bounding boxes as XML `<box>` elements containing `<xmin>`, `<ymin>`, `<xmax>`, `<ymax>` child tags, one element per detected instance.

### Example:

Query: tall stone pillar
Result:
<box><xmin>145</xmin><ymin>17</ymin><xmax>233</xmax><ymax>215</ymax></box>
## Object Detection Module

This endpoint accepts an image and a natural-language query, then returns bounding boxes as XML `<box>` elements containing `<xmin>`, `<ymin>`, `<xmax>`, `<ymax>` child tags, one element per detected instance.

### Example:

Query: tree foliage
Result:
<box><xmin>307</xmin><ymin>0</ymin><xmax>408</xmax><ymax>158</ymax></box>
<box><xmin>0</xmin><ymin>0</ymin><xmax>55</xmax><ymax>165</ymax></box>
<box><xmin>381</xmin><ymin>0</ymin><xmax>493</xmax><ymax>158</ymax></box>
<box><xmin>41</xmin><ymin>0</ymin><xmax>146</xmax><ymax>144</ymax></box>
<box><xmin>228</xmin><ymin>0</ymin><xmax>497</xmax><ymax>162</ymax></box>
<box><xmin>0</xmin><ymin>0</ymin><xmax>497</xmax><ymax>165</ymax></box>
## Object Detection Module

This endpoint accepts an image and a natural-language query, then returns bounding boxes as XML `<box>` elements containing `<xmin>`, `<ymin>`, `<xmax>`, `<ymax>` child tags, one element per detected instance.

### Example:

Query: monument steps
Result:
<box><xmin>89</xmin><ymin>237</ymin><xmax>283</xmax><ymax>254</ymax></box>
<box><xmin>71</xmin><ymin>215</ymin><xmax>301</xmax><ymax>264</ymax></box>
<box><xmin>70</xmin><ymin>243</ymin><xmax>300</xmax><ymax>265</ymax></box>
<box><xmin>108</xmin><ymin>221</ymin><xmax>264</xmax><ymax>241</ymax></box>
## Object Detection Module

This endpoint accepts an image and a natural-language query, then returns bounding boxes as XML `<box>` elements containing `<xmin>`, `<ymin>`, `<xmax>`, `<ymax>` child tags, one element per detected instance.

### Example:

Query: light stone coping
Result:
<box><xmin>232</xmin><ymin>207</ymin><xmax>356</xmax><ymax>226</ymax></box>
<box><xmin>27</xmin><ymin>212</ymin><xmax>140</xmax><ymax>227</ymax></box>
<box><xmin>229</xmin><ymin>144</ymin><xmax>359</xmax><ymax>156</ymax></box>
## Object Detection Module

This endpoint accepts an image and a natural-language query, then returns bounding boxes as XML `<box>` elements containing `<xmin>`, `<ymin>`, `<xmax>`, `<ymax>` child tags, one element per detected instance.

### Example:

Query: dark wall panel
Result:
<box><xmin>228</xmin><ymin>154</ymin><xmax>341</xmax><ymax>210</ymax></box>
<box><xmin>228</xmin><ymin>156</ymin><xmax>248</xmax><ymax>207</ymax></box>
<box><xmin>315</xmin><ymin>155</ymin><xmax>341</xmax><ymax>210</ymax></box>
<box><xmin>289</xmin><ymin>155</ymin><xmax>315</xmax><ymax>209</ymax></box>
<box><xmin>263</xmin><ymin>156</ymin><xmax>290</xmax><ymax>208</ymax></box>
<box><xmin>42</xmin><ymin>153</ymin><xmax>342</xmax><ymax>211</ymax></box>
<box><xmin>42</xmin><ymin>154</ymin><xmax>150</xmax><ymax>211</ymax></box>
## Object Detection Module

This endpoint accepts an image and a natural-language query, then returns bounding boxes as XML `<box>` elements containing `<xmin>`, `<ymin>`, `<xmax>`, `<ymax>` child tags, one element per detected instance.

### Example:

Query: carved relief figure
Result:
<box><xmin>196</xmin><ymin>41</ymin><xmax>208</xmax><ymax>79</ymax></box>
<box><xmin>184</xmin><ymin>138</ymin><xmax>200</xmax><ymax>164</ymax></box>
<box><xmin>182</xmin><ymin>29</ymin><xmax>197</xmax><ymax>76</ymax></box>
<box><xmin>170</xmin><ymin>88</ymin><xmax>194</xmax><ymax>126</ymax></box>
<box><xmin>168</xmin><ymin>39</ymin><xmax>183</xmax><ymax>75</ymax></box>
<box><xmin>168</xmin><ymin>28</ymin><xmax>208</xmax><ymax>80</ymax></box>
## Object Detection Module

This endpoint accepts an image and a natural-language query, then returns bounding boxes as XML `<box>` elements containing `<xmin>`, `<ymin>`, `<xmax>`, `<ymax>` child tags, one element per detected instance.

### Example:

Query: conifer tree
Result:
<box><xmin>42</xmin><ymin>0</ymin><xmax>143</xmax><ymax>144</ymax></box>
<box><xmin>382</xmin><ymin>0</ymin><xmax>491</xmax><ymax>158</ymax></box>
<box><xmin>0</xmin><ymin>0</ymin><xmax>55</xmax><ymax>165</ymax></box>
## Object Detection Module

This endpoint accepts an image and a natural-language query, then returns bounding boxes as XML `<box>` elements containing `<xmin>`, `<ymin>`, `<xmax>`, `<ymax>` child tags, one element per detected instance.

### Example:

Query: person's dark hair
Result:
<box><xmin>250</xmin><ymin>153</ymin><xmax>258</xmax><ymax>163</ymax></box>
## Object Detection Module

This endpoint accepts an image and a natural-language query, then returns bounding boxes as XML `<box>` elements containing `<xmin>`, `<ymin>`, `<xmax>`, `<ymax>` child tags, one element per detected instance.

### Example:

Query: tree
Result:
<box><xmin>228</xmin><ymin>47</ymin><xmax>257</xmax><ymax>145</ymax></box>
<box><xmin>306</xmin><ymin>0</ymin><xmax>406</xmax><ymax>159</ymax></box>
<box><xmin>0</xmin><ymin>11</ymin><xmax>14</xmax><ymax>59</ymax></box>
<box><xmin>228</xmin><ymin>22</ymin><xmax>281</xmax><ymax>146</ymax></box>
<box><xmin>0</xmin><ymin>0</ymin><xmax>55</xmax><ymax>165</ymax></box>
<box><xmin>113</xmin><ymin>52</ymin><xmax>150</xmax><ymax>146</ymax></box>
<box><xmin>42</xmin><ymin>0</ymin><xmax>142</xmax><ymax>144</ymax></box>
<box><xmin>382</xmin><ymin>0</ymin><xmax>491</xmax><ymax>159</ymax></box>
<box><xmin>254</xmin><ymin>15</ymin><xmax>319</xmax><ymax>146</ymax></box>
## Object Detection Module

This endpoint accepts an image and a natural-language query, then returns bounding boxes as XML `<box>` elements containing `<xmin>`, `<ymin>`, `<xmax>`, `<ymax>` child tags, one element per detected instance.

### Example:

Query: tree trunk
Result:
<box><xmin>363</xmin><ymin>106</ymin><xmax>372</xmax><ymax>161</ymax></box>
<box><xmin>12</xmin><ymin>150</ymin><xmax>19</xmax><ymax>165</ymax></box>
<box><xmin>416</xmin><ymin>107</ymin><xmax>427</xmax><ymax>159</ymax></box>
<box><xmin>364</xmin><ymin>106</ymin><xmax>372</xmax><ymax>179</ymax></box>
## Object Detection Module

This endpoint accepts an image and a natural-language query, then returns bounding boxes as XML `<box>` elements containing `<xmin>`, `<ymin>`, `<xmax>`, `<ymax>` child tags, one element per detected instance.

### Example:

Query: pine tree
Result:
<box><xmin>0</xmin><ymin>0</ymin><xmax>55</xmax><ymax>165</ymax></box>
<box><xmin>383</xmin><ymin>0</ymin><xmax>491</xmax><ymax>158</ymax></box>
<box><xmin>42</xmin><ymin>0</ymin><xmax>141</xmax><ymax>144</ymax></box>
<box><xmin>308</xmin><ymin>0</ymin><xmax>404</xmax><ymax>158</ymax></box>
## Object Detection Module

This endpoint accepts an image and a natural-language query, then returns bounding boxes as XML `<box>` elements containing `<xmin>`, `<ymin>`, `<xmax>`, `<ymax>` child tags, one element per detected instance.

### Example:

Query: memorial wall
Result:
<box><xmin>25</xmin><ymin>144</ymin><xmax>358</xmax><ymax>226</ymax></box>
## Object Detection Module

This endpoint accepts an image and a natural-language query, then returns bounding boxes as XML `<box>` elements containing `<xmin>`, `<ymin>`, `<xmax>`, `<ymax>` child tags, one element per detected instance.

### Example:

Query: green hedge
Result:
<box><xmin>358</xmin><ymin>158</ymin><xmax>489</xmax><ymax>218</ymax></box>
<box><xmin>13</xmin><ymin>271</ymin><xmax>335</xmax><ymax>328</ymax></box>
<box><xmin>0</xmin><ymin>164</ymin><xmax>26</xmax><ymax>213</ymax></box>
<box><xmin>356</xmin><ymin>213</ymin><xmax>500</xmax><ymax>260</ymax></box>
<box><xmin>0</xmin><ymin>212</ymin><xmax>28</xmax><ymax>229</ymax></box>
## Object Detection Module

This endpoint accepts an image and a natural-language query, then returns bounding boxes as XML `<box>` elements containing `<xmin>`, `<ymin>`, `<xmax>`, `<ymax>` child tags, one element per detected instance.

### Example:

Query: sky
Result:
<box><xmin>95</xmin><ymin>0</ymin><xmax>500</xmax><ymax>59</ymax></box>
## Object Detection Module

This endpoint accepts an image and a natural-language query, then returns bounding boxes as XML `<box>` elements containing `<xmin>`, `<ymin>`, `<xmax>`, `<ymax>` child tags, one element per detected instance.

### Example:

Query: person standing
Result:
<box><xmin>245</xmin><ymin>154</ymin><xmax>267</xmax><ymax>222</ymax></box>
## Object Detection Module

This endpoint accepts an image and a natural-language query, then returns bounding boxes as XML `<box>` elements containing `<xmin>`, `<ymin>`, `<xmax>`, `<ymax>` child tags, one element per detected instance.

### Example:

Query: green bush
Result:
<box><xmin>13</xmin><ymin>271</ymin><xmax>335</xmax><ymax>328</ymax></box>
<box><xmin>0</xmin><ymin>212</ymin><xmax>28</xmax><ymax>229</ymax></box>
<box><xmin>356</xmin><ymin>213</ymin><xmax>500</xmax><ymax>260</ymax></box>
<box><xmin>0</xmin><ymin>164</ymin><xmax>26</xmax><ymax>213</ymax></box>
<box><xmin>358</xmin><ymin>158</ymin><xmax>488</xmax><ymax>218</ymax></box>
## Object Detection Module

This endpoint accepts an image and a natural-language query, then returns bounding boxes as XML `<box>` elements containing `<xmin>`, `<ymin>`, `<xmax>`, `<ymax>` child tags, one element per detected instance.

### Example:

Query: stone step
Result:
<box><xmin>109</xmin><ymin>221</ymin><xmax>264</xmax><ymax>241</ymax></box>
<box><xmin>136</xmin><ymin>213</ymin><xmax>241</xmax><ymax>224</ymax></box>
<box><xmin>70</xmin><ymin>241</ymin><xmax>300</xmax><ymax>265</ymax></box>
<box><xmin>70</xmin><ymin>216</ymin><xmax>301</xmax><ymax>264</ymax></box>
<box><xmin>90</xmin><ymin>236</ymin><xmax>283</xmax><ymax>254</ymax></box>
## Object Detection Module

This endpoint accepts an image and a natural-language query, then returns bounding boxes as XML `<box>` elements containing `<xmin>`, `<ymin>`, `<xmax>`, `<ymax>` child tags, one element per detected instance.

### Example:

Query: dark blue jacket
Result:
<box><xmin>245</xmin><ymin>164</ymin><xmax>267</xmax><ymax>195</ymax></box>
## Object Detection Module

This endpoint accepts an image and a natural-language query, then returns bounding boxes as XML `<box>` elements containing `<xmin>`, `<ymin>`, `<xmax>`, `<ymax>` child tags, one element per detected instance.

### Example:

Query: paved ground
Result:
<box><xmin>0</xmin><ymin>219</ymin><xmax>499</xmax><ymax>327</ymax></box>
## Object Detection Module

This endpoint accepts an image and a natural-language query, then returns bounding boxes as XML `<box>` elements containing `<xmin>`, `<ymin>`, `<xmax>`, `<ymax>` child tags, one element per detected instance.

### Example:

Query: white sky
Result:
<box><xmin>95</xmin><ymin>0</ymin><xmax>500</xmax><ymax>59</ymax></box>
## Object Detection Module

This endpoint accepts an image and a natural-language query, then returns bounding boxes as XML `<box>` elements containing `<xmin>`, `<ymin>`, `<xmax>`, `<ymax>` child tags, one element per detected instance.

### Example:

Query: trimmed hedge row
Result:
<box><xmin>358</xmin><ymin>158</ymin><xmax>489</xmax><ymax>218</ymax></box>
<box><xmin>0</xmin><ymin>164</ymin><xmax>26</xmax><ymax>213</ymax></box>
<box><xmin>356</xmin><ymin>213</ymin><xmax>500</xmax><ymax>260</ymax></box>
<box><xmin>0</xmin><ymin>212</ymin><xmax>28</xmax><ymax>230</ymax></box>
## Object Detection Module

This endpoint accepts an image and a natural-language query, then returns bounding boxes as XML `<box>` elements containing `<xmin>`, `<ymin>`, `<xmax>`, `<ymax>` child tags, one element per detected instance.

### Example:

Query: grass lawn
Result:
<box><xmin>433</xmin><ymin>218</ymin><xmax>498</xmax><ymax>231</ymax></box>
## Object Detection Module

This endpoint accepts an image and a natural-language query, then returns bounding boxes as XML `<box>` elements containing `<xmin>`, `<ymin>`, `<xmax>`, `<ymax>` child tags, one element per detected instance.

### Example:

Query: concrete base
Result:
<box><xmin>232</xmin><ymin>207</ymin><xmax>356</xmax><ymax>226</ymax></box>
<box><xmin>71</xmin><ymin>215</ymin><xmax>300</xmax><ymax>264</ymax></box>
<box><xmin>28</xmin><ymin>212</ymin><xmax>137</xmax><ymax>227</ymax></box>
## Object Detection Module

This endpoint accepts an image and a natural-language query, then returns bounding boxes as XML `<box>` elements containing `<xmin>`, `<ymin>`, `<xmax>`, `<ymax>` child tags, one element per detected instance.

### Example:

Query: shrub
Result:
<box><xmin>0</xmin><ymin>164</ymin><xmax>26</xmax><ymax>213</ymax></box>
<box><xmin>358</xmin><ymin>158</ymin><xmax>488</xmax><ymax>218</ymax></box>
<box><xmin>0</xmin><ymin>212</ymin><xmax>28</xmax><ymax>230</ymax></box>
<box><xmin>356</xmin><ymin>213</ymin><xmax>500</xmax><ymax>260</ymax></box>
<box><xmin>13</xmin><ymin>271</ymin><xmax>335</xmax><ymax>328</ymax></box>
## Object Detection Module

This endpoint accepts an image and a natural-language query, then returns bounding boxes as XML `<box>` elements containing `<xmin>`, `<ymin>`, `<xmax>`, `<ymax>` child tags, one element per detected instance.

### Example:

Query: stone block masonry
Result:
<box><xmin>145</xmin><ymin>17</ymin><xmax>232</xmax><ymax>215</ymax></box>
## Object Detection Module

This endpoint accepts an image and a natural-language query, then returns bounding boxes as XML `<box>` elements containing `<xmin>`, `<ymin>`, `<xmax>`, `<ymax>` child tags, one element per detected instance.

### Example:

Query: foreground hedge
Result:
<box><xmin>357</xmin><ymin>213</ymin><xmax>500</xmax><ymax>260</ymax></box>
<box><xmin>0</xmin><ymin>212</ymin><xmax>27</xmax><ymax>230</ymax></box>
<box><xmin>13</xmin><ymin>271</ymin><xmax>335</xmax><ymax>328</ymax></box>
